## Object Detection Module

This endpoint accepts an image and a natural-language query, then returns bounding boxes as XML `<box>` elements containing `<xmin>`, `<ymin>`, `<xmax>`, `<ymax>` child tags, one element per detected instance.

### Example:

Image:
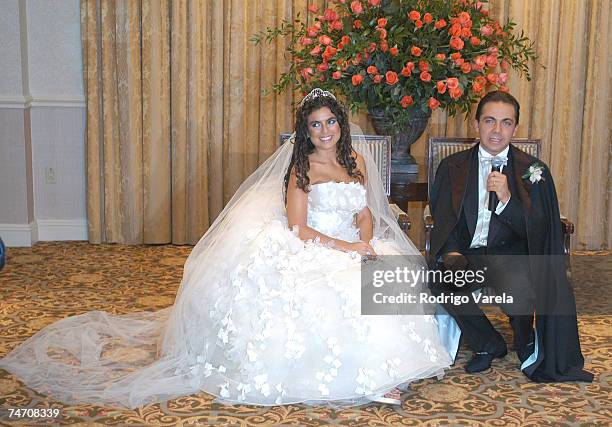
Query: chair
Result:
<box><xmin>280</xmin><ymin>133</ymin><xmax>411</xmax><ymax>234</ymax></box>
<box><xmin>423</xmin><ymin>137</ymin><xmax>574</xmax><ymax>258</ymax></box>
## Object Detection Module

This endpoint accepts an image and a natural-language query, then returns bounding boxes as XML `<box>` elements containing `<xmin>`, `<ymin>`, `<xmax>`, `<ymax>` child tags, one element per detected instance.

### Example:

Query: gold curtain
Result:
<box><xmin>81</xmin><ymin>0</ymin><xmax>296</xmax><ymax>244</ymax></box>
<box><xmin>82</xmin><ymin>0</ymin><xmax>611</xmax><ymax>249</ymax></box>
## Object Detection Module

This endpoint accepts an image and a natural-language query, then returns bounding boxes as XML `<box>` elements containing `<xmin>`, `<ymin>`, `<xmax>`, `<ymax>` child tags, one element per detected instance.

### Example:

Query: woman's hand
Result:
<box><xmin>340</xmin><ymin>241</ymin><xmax>377</xmax><ymax>257</ymax></box>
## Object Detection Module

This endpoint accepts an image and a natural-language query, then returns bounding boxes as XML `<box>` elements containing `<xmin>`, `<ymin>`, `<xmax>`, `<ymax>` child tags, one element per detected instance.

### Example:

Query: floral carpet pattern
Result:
<box><xmin>0</xmin><ymin>242</ymin><xmax>609</xmax><ymax>426</ymax></box>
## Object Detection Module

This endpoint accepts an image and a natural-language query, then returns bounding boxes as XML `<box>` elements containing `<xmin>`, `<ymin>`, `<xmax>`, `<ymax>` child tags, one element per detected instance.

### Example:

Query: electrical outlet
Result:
<box><xmin>45</xmin><ymin>167</ymin><xmax>57</xmax><ymax>184</ymax></box>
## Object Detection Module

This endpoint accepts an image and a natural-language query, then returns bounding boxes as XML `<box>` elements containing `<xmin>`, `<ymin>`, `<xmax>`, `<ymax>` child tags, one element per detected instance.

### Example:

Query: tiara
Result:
<box><xmin>299</xmin><ymin>88</ymin><xmax>336</xmax><ymax>106</ymax></box>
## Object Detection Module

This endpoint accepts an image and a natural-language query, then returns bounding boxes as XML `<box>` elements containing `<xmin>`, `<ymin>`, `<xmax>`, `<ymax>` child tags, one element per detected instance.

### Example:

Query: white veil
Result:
<box><xmin>0</xmin><ymin>118</ymin><xmax>428</xmax><ymax>409</ymax></box>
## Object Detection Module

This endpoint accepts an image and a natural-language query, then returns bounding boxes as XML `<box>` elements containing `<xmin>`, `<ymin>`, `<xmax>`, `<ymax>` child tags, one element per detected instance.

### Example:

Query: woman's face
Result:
<box><xmin>306</xmin><ymin>106</ymin><xmax>341</xmax><ymax>150</ymax></box>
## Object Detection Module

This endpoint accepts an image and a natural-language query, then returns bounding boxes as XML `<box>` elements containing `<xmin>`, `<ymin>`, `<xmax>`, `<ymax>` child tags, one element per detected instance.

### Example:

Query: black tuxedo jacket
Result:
<box><xmin>428</xmin><ymin>143</ymin><xmax>593</xmax><ymax>383</ymax></box>
<box><xmin>430</xmin><ymin>145</ymin><xmax>528</xmax><ymax>258</ymax></box>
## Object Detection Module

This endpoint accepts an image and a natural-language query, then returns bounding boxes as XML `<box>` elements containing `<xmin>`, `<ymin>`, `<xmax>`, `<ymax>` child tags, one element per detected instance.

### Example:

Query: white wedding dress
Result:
<box><xmin>0</xmin><ymin>141</ymin><xmax>459</xmax><ymax>408</ymax></box>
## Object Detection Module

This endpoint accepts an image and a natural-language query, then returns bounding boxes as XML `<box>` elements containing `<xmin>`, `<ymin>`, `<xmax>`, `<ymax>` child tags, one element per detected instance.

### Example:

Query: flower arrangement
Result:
<box><xmin>252</xmin><ymin>0</ymin><xmax>536</xmax><ymax>131</ymax></box>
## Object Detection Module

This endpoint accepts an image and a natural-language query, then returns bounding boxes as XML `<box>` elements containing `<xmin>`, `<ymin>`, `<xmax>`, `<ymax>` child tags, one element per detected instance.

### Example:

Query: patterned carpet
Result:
<box><xmin>0</xmin><ymin>242</ymin><xmax>609</xmax><ymax>426</ymax></box>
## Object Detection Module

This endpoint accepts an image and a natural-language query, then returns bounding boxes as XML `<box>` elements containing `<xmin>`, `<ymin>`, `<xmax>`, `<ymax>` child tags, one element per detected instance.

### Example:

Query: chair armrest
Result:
<box><xmin>423</xmin><ymin>204</ymin><xmax>434</xmax><ymax>230</ymax></box>
<box><xmin>423</xmin><ymin>204</ymin><xmax>433</xmax><ymax>258</ymax></box>
<box><xmin>389</xmin><ymin>203</ymin><xmax>411</xmax><ymax>234</ymax></box>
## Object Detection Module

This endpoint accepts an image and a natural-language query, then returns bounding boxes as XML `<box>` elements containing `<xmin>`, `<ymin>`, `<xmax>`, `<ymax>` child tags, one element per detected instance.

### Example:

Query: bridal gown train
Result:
<box><xmin>0</xmin><ymin>145</ymin><xmax>458</xmax><ymax>408</ymax></box>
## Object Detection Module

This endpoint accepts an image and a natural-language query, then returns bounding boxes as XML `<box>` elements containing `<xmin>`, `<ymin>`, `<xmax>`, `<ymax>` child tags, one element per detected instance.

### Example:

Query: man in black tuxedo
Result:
<box><xmin>429</xmin><ymin>91</ymin><xmax>592</xmax><ymax>382</ymax></box>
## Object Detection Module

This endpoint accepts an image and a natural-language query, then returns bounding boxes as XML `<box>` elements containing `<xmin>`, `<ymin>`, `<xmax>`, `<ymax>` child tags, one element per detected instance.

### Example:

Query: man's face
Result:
<box><xmin>474</xmin><ymin>101</ymin><xmax>518</xmax><ymax>156</ymax></box>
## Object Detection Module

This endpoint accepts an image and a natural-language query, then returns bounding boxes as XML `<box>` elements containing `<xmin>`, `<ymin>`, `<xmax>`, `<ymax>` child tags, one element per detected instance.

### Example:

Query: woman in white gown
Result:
<box><xmin>0</xmin><ymin>89</ymin><xmax>457</xmax><ymax>408</ymax></box>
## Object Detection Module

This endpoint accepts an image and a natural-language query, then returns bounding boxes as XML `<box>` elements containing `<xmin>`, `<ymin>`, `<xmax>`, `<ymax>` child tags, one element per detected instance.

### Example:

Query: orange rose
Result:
<box><xmin>401</xmin><ymin>95</ymin><xmax>414</xmax><ymax>108</ymax></box>
<box><xmin>415</xmin><ymin>20</ymin><xmax>423</xmax><ymax>29</ymax></box>
<box><xmin>459</xmin><ymin>11</ymin><xmax>471</xmax><ymax>25</ymax></box>
<box><xmin>423</xmin><ymin>13</ymin><xmax>433</xmax><ymax>24</ymax></box>
<box><xmin>486</xmin><ymin>54</ymin><xmax>498</xmax><ymax>67</ymax></box>
<box><xmin>428</xmin><ymin>97</ymin><xmax>441</xmax><ymax>110</ymax></box>
<box><xmin>318</xmin><ymin>35</ymin><xmax>332</xmax><ymax>45</ymax></box>
<box><xmin>446</xmin><ymin>77</ymin><xmax>459</xmax><ymax>89</ymax></box>
<box><xmin>487</xmin><ymin>73</ymin><xmax>498</xmax><ymax>84</ymax></box>
<box><xmin>352</xmin><ymin>74</ymin><xmax>364</xmax><ymax>85</ymax></box>
<box><xmin>368</xmin><ymin>0</ymin><xmax>381</xmax><ymax>5</ymax></box>
<box><xmin>310</xmin><ymin>45</ymin><xmax>321</xmax><ymax>56</ymax></box>
<box><xmin>450</xmin><ymin>37</ymin><xmax>464</xmax><ymax>50</ymax></box>
<box><xmin>369</xmin><ymin>42</ymin><xmax>377</xmax><ymax>52</ymax></box>
<box><xmin>323</xmin><ymin>8</ymin><xmax>339</xmax><ymax>21</ymax></box>
<box><xmin>299</xmin><ymin>37</ymin><xmax>313</xmax><ymax>46</ymax></box>
<box><xmin>390</xmin><ymin>46</ymin><xmax>399</xmax><ymax>56</ymax></box>
<box><xmin>385</xmin><ymin>71</ymin><xmax>399</xmax><ymax>85</ymax></box>
<box><xmin>436</xmin><ymin>81</ymin><xmax>447</xmax><ymax>94</ymax></box>
<box><xmin>461</xmin><ymin>62</ymin><xmax>472</xmax><ymax>73</ymax></box>
<box><xmin>380</xmin><ymin>41</ymin><xmax>389</xmax><ymax>52</ymax></box>
<box><xmin>418</xmin><ymin>60</ymin><xmax>429</xmax><ymax>71</ymax></box>
<box><xmin>300</xmin><ymin>67</ymin><xmax>314</xmax><ymax>80</ymax></box>
<box><xmin>420</xmin><ymin>71</ymin><xmax>432</xmax><ymax>82</ymax></box>
<box><xmin>434</xmin><ymin>19</ymin><xmax>447</xmax><ymax>29</ymax></box>
<box><xmin>450</xmin><ymin>52</ymin><xmax>461</xmax><ymax>60</ymax></box>
<box><xmin>367</xmin><ymin>65</ymin><xmax>378</xmax><ymax>74</ymax></box>
<box><xmin>353</xmin><ymin>19</ymin><xmax>362</xmax><ymax>29</ymax></box>
<box><xmin>332</xmin><ymin>71</ymin><xmax>342</xmax><ymax>80</ymax></box>
<box><xmin>448</xmin><ymin>87</ymin><xmax>463</xmax><ymax>99</ymax></box>
<box><xmin>435</xmin><ymin>53</ymin><xmax>445</xmax><ymax>60</ymax></box>
<box><xmin>377</xmin><ymin>18</ymin><xmax>388</xmax><ymax>27</ymax></box>
<box><xmin>341</xmin><ymin>35</ymin><xmax>350</xmax><ymax>45</ymax></box>
<box><xmin>401</xmin><ymin>63</ymin><xmax>413</xmax><ymax>77</ymax></box>
<box><xmin>306</xmin><ymin>26</ymin><xmax>318</xmax><ymax>37</ymax></box>
<box><xmin>461</xmin><ymin>28</ymin><xmax>472</xmax><ymax>38</ymax></box>
<box><xmin>409</xmin><ymin>10</ymin><xmax>420</xmax><ymax>21</ymax></box>
<box><xmin>470</xmin><ymin>36</ymin><xmax>481</xmax><ymax>46</ymax></box>
<box><xmin>322</xmin><ymin>45</ymin><xmax>337</xmax><ymax>61</ymax></box>
<box><xmin>350</xmin><ymin>0</ymin><xmax>364</xmax><ymax>15</ymax></box>
<box><xmin>474</xmin><ymin>55</ymin><xmax>486</xmax><ymax>67</ymax></box>
<box><xmin>373</xmin><ymin>74</ymin><xmax>383</xmax><ymax>84</ymax></box>
<box><xmin>411</xmin><ymin>46</ymin><xmax>422</xmax><ymax>56</ymax></box>
<box><xmin>377</xmin><ymin>28</ymin><xmax>387</xmax><ymax>39</ymax></box>
<box><xmin>449</xmin><ymin>23</ymin><xmax>462</xmax><ymax>37</ymax></box>
<box><xmin>480</xmin><ymin>24</ymin><xmax>494</xmax><ymax>36</ymax></box>
<box><xmin>317</xmin><ymin>63</ymin><xmax>329</xmax><ymax>72</ymax></box>
<box><xmin>330</xmin><ymin>20</ymin><xmax>343</xmax><ymax>31</ymax></box>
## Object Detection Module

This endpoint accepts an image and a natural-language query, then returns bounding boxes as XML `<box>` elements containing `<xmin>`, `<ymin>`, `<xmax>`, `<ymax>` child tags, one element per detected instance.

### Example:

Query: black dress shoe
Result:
<box><xmin>465</xmin><ymin>348</ymin><xmax>508</xmax><ymax>373</ymax></box>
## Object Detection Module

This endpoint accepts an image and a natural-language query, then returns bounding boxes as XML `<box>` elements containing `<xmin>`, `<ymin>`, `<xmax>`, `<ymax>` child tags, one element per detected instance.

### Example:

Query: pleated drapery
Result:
<box><xmin>81</xmin><ymin>0</ymin><xmax>611</xmax><ymax>249</ymax></box>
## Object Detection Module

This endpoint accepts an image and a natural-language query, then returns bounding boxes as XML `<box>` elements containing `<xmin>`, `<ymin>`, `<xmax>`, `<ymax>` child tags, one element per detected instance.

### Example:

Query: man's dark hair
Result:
<box><xmin>475</xmin><ymin>91</ymin><xmax>520</xmax><ymax>124</ymax></box>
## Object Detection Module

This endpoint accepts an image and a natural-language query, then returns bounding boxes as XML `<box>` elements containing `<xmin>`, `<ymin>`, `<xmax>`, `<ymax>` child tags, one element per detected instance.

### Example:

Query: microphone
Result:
<box><xmin>488</xmin><ymin>158</ymin><xmax>505</xmax><ymax>211</ymax></box>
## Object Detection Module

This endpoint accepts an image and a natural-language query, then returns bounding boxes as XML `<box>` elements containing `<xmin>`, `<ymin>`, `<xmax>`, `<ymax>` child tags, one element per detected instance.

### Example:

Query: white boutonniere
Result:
<box><xmin>522</xmin><ymin>163</ymin><xmax>545</xmax><ymax>183</ymax></box>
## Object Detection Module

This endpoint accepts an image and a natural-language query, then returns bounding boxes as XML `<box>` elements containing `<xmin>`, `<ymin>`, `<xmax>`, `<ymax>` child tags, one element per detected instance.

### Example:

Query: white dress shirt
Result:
<box><xmin>469</xmin><ymin>145</ymin><xmax>511</xmax><ymax>248</ymax></box>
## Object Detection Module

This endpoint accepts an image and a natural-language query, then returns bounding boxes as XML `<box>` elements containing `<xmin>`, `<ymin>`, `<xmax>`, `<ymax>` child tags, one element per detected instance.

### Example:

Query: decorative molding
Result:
<box><xmin>0</xmin><ymin>95</ymin><xmax>30</xmax><ymax>109</ymax></box>
<box><xmin>0</xmin><ymin>222</ymin><xmax>38</xmax><ymax>247</ymax></box>
<box><xmin>36</xmin><ymin>219</ymin><xmax>88</xmax><ymax>242</ymax></box>
<box><xmin>0</xmin><ymin>219</ymin><xmax>87</xmax><ymax>247</ymax></box>
<box><xmin>0</xmin><ymin>95</ymin><xmax>85</xmax><ymax>109</ymax></box>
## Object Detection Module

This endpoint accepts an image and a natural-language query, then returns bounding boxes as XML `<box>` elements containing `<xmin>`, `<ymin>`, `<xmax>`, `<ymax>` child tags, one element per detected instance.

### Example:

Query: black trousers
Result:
<box><xmin>431</xmin><ymin>248</ymin><xmax>535</xmax><ymax>355</ymax></box>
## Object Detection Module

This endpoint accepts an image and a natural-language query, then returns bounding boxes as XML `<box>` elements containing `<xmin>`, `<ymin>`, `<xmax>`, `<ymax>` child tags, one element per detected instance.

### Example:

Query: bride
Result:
<box><xmin>0</xmin><ymin>89</ymin><xmax>458</xmax><ymax>408</ymax></box>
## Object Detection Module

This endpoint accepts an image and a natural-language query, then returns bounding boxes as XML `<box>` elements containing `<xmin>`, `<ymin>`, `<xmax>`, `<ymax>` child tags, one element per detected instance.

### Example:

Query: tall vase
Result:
<box><xmin>368</xmin><ymin>107</ymin><xmax>431</xmax><ymax>184</ymax></box>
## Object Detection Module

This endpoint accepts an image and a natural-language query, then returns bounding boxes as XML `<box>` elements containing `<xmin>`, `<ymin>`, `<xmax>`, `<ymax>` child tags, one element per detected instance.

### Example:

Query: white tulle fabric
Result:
<box><xmin>0</xmin><ymin>139</ymin><xmax>452</xmax><ymax>408</ymax></box>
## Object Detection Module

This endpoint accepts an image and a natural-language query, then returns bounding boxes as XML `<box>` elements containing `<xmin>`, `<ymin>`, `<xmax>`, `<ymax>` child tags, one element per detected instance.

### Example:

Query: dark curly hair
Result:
<box><xmin>283</xmin><ymin>94</ymin><xmax>363</xmax><ymax>199</ymax></box>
